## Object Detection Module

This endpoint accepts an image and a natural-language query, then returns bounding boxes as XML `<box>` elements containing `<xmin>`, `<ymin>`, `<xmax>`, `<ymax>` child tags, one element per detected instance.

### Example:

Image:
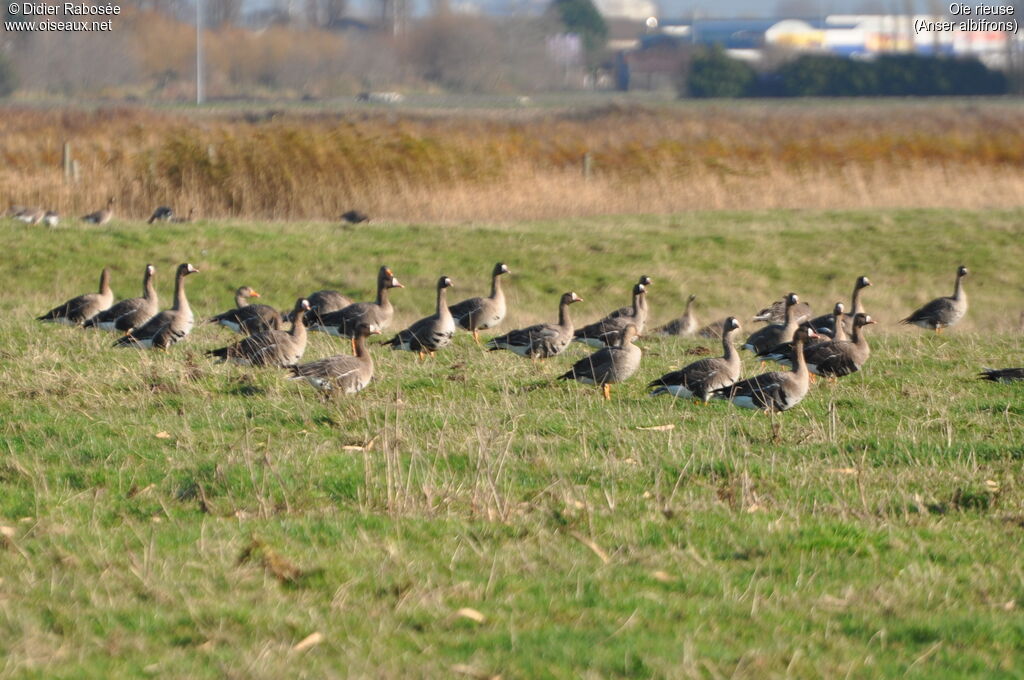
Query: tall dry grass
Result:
<box><xmin>3</xmin><ymin>102</ymin><xmax>1024</xmax><ymax>221</ymax></box>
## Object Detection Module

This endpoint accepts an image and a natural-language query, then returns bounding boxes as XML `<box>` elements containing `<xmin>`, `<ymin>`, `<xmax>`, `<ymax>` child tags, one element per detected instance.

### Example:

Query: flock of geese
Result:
<box><xmin>33</xmin><ymin>259</ymin><xmax>1022</xmax><ymax>410</ymax></box>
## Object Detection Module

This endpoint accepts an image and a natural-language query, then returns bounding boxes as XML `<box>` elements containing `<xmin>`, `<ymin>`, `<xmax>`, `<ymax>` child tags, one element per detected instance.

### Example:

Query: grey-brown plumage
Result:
<box><xmin>979</xmin><ymin>368</ymin><xmax>1024</xmax><ymax>383</ymax></box>
<box><xmin>207</xmin><ymin>298</ymin><xmax>310</xmax><ymax>367</ymax></box>
<box><xmin>37</xmin><ymin>267</ymin><xmax>114</xmax><ymax>326</ymax></box>
<box><xmin>289</xmin><ymin>323</ymin><xmax>378</xmax><ymax>394</ymax></box>
<box><xmin>761</xmin><ymin>302</ymin><xmax>847</xmax><ymax>363</ymax></box>
<box><xmin>806</xmin><ymin>276</ymin><xmax>871</xmax><ymax>337</ymax></box>
<box><xmin>742</xmin><ymin>293</ymin><xmax>803</xmax><ymax>354</ymax></box>
<box><xmin>387</xmin><ymin>276</ymin><xmax>456</xmax><ymax>358</ymax></box>
<box><xmin>902</xmin><ymin>265</ymin><xmax>969</xmax><ymax>332</ymax></box>
<box><xmin>81</xmin><ymin>197</ymin><xmax>115</xmax><ymax>225</ymax></box>
<box><xmin>147</xmin><ymin>206</ymin><xmax>173</xmax><ymax>224</ymax></box>
<box><xmin>486</xmin><ymin>292</ymin><xmax>583</xmax><ymax>359</ymax></box>
<box><xmin>650</xmin><ymin>316</ymin><xmax>742</xmax><ymax>401</ymax></box>
<box><xmin>84</xmin><ymin>264</ymin><xmax>159</xmax><ymax>332</ymax></box>
<box><xmin>753</xmin><ymin>297</ymin><xmax>813</xmax><ymax>326</ymax></box>
<box><xmin>803</xmin><ymin>313</ymin><xmax>875</xmax><ymax>378</ymax></box>
<box><xmin>113</xmin><ymin>263</ymin><xmax>199</xmax><ymax>349</ymax></box>
<box><xmin>574</xmin><ymin>283</ymin><xmax>647</xmax><ymax>348</ymax></box>
<box><xmin>653</xmin><ymin>294</ymin><xmax>699</xmax><ymax>337</ymax></box>
<box><xmin>697</xmin><ymin>317</ymin><xmax>729</xmax><ymax>339</ymax></box>
<box><xmin>713</xmin><ymin>326</ymin><xmax>820</xmax><ymax>412</ymax></box>
<box><xmin>605</xmin><ymin>275</ymin><xmax>653</xmax><ymax>325</ymax></box>
<box><xmin>560</xmin><ymin>324</ymin><xmax>642</xmax><ymax>400</ymax></box>
<box><xmin>296</xmin><ymin>289</ymin><xmax>354</xmax><ymax>326</ymax></box>
<box><xmin>207</xmin><ymin>286</ymin><xmax>282</xmax><ymax>335</ymax></box>
<box><xmin>448</xmin><ymin>262</ymin><xmax>510</xmax><ymax>343</ymax></box>
<box><xmin>310</xmin><ymin>266</ymin><xmax>403</xmax><ymax>338</ymax></box>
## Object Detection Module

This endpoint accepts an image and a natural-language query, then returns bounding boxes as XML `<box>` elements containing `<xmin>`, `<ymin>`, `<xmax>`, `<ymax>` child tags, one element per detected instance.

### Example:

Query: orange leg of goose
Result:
<box><xmin>351</xmin><ymin>337</ymin><xmax>357</xmax><ymax>354</ymax></box>
<box><xmin>472</xmin><ymin>330</ymin><xmax>480</xmax><ymax>345</ymax></box>
<box><xmin>602</xmin><ymin>383</ymin><xmax>611</xmax><ymax>400</ymax></box>
<box><xmin>417</xmin><ymin>351</ymin><xmax>425</xmax><ymax>361</ymax></box>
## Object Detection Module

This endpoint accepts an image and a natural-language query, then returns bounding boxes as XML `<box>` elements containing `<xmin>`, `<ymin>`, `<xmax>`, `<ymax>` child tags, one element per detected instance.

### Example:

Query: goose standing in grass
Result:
<box><xmin>574</xmin><ymin>283</ymin><xmax>647</xmax><ymax>348</ymax></box>
<box><xmin>84</xmin><ymin>264</ymin><xmax>158</xmax><ymax>333</ymax></box>
<box><xmin>753</xmin><ymin>296</ymin><xmax>813</xmax><ymax>326</ymax></box>
<box><xmin>341</xmin><ymin>210</ymin><xmax>370</xmax><ymax>225</ymax></box>
<box><xmin>653</xmin><ymin>294</ymin><xmax>699</xmax><ymax>337</ymax></box>
<box><xmin>806</xmin><ymin>276</ymin><xmax>871</xmax><ymax>337</ymax></box>
<box><xmin>448</xmin><ymin>262</ymin><xmax>510</xmax><ymax>344</ymax></box>
<box><xmin>606</xmin><ymin>275</ymin><xmax>653</xmax><ymax>322</ymax></box>
<box><xmin>803</xmin><ymin>313</ymin><xmax>875</xmax><ymax>378</ymax></box>
<box><xmin>559</xmin><ymin>324</ymin><xmax>642</xmax><ymax>400</ymax></box>
<box><xmin>901</xmin><ymin>265</ymin><xmax>969</xmax><ymax>333</ymax></box>
<box><xmin>41</xmin><ymin>211</ymin><xmax>59</xmax><ymax>228</ymax></box>
<box><xmin>761</xmin><ymin>302</ymin><xmax>847</xmax><ymax>363</ymax></box>
<box><xmin>15</xmin><ymin>207</ymin><xmax>44</xmax><ymax>225</ymax></box>
<box><xmin>295</xmin><ymin>289</ymin><xmax>353</xmax><ymax>326</ymax></box>
<box><xmin>978</xmin><ymin>368</ymin><xmax>1024</xmax><ymax>383</ymax></box>
<box><xmin>289</xmin><ymin>323</ymin><xmax>378</xmax><ymax>394</ymax></box>
<box><xmin>713</xmin><ymin>326</ymin><xmax>821</xmax><ymax>412</ymax></box>
<box><xmin>37</xmin><ymin>267</ymin><xmax>114</xmax><ymax>326</ymax></box>
<box><xmin>114</xmin><ymin>263</ymin><xmax>199</xmax><ymax>349</ymax></box>
<box><xmin>649</xmin><ymin>317</ymin><xmax>742</xmax><ymax>402</ymax></box>
<box><xmin>147</xmin><ymin>206</ymin><xmax>174</xmax><ymax>224</ymax></box>
<box><xmin>207</xmin><ymin>286</ymin><xmax>282</xmax><ymax>335</ymax></box>
<box><xmin>207</xmin><ymin>299</ymin><xmax>310</xmax><ymax>367</ymax></box>
<box><xmin>82</xmin><ymin>197</ymin><xmax>115</xmax><ymax>225</ymax></box>
<box><xmin>387</xmin><ymin>276</ymin><xmax>456</xmax><ymax>359</ymax></box>
<box><xmin>743</xmin><ymin>292</ymin><xmax>804</xmax><ymax>354</ymax></box>
<box><xmin>486</xmin><ymin>291</ymin><xmax>583</xmax><ymax>359</ymax></box>
<box><xmin>310</xmin><ymin>266</ymin><xmax>403</xmax><ymax>349</ymax></box>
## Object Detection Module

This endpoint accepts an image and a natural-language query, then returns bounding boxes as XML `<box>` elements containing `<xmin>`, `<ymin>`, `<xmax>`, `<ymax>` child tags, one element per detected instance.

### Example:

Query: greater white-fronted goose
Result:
<box><xmin>310</xmin><ymin>266</ymin><xmax>403</xmax><ymax>343</ymax></box>
<box><xmin>574</xmin><ymin>283</ymin><xmax>647</xmax><ymax>348</ymax></box>
<box><xmin>207</xmin><ymin>286</ymin><xmax>282</xmax><ymax>335</ymax></box>
<box><xmin>650</xmin><ymin>316</ymin><xmax>742</xmax><ymax>402</ymax></box>
<box><xmin>41</xmin><ymin>211</ymin><xmax>59</xmax><ymax>228</ymax></box>
<box><xmin>147</xmin><ymin>206</ymin><xmax>174</xmax><ymax>224</ymax></box>
<box><xmin>387</xmin><ymin>276</ymin><xmax>456</xmax><ymax>359</ymax></box>
<box><xmin>170</xmin><ymin>208</ymin><xmax>195</xmax><ymax>224</ymax></box>
<box><xmin>289</xmin><ymin>323</ymin><xmax>378</xmax><ymax>394</ymax></box>
<box><xmin>341</xmin><ymin>210</ymin><xmax>370</xmax><ymax>224</ymax></box>
<box><xmin>761</xmin><ymin>302</ymin><xmax>847</xmax><ymax>364</ymax></box>
<box><xmin>448</xmin><ymin>262</ymin><xmax>510</xmax><ymax>343</ymax></box>
<box><xmin>82</xmin><ymin>197</ymin><xmax>115</xmax><ymax>225</ymax></box>
<box><xmin>208</xmin><ymin>298</ymin><xmax>310</xmax><ymax>367</ymax></box>
<box><xmin>697</xmin><ymin>317</ymin><xmax>729</xmax><ymax>339</ymax></box>
<box><xmin>15</xmin><ymin>207</ymin><xmax>44</xmax><ymax>224</ymax></box>
<box><xmin>805</xmin><ymin>276</ymin><xmax>871</xmax><ymax>337</ymax></box>
<box><xmin>296</xmin><ymin>289</ymin><xmax>354</xmax><ymax>326</ymax></box>
<box><xmin>979</xmin><ymin>368</ymin><xmax>1024</xmax><ymax>383</ymax></box>
<box><xmin>742</xmin><ymin>292</ymin><xmax>802</xmax><ymax>354</ymax></box>
<box><xmin>37</xmin><ymin>267</ymin><xmax>114</xmax><ymax>326</ymax></box>
<box><xmin>713</xmin><ymin>326</ymin><xmax>820</xmax><ymax>412</ymax></box>
<box><xmin>606</xmin><ymin>275</ymin><xmax>653</xmax><ymax>322</ymax></box>
<box><xmin>83</xmin><ymin>264</ymin><xmax>158</xmax><ymax>333</ymax></box>
<box><xmin>486</xmin><ymin>291</ymin><xmax>583</xmax><ymax>359</ymax></box>
<box><xmin>803</xmin><ymin>313</ymin><xmax>875</xmax><ymax>378</ymax></box>
<box><xmin>753</xmin><ymin>297</ymin><xmax>812</xmax><ymax>326</ymax></box>
<box><xmin>901</xmin><ymin>265</ymin><xmax>969</xmax><ymax>333</ymax></box>
<box><xmin>653</xmin><ymin>294</ymin><xmax>699</xmax><ymax>337</ymax></box>
<box><xmin>559</xmin><ymin>324</ymin><xmax>642</xmax><ymax>400</ymax></box>
<box><xmin>113</xmin><ymin>263</ymin><xmax>199</xmax><ymax>349</ymax></box>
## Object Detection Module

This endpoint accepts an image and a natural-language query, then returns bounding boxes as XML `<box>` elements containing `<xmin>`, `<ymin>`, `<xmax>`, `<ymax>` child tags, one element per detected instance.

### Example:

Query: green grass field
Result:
<box><xmin>1</xmin><ymin>209</ymin><xmax>1022</xmax><ymax>678</ymax></box>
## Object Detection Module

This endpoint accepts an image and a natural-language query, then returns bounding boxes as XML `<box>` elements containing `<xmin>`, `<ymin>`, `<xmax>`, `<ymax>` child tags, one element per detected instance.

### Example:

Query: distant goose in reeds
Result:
<box><xmin>650</xmin><ymin>316</ymin><xmax>742</xmax><ymax>402</ymax></box>
<box><xmin>486</xmin><ymin>291</ymin><xmax>583</xmax><ymax>359</ymax></box>
<box><xmin>289</xmin><ymin>323</ymin><xmax>378</xmax><ymax>394</ymax></box>
<box><xmin>978</xmin><ymin>368</ymin><xmax>1024</xmax><ymax>383</ymax></box>
<box><xmin>5</xmin><ymin>204</ymin><xmax>28</xmax><ymax>218</ymax></box>
<box><xmin>207</xmin><ymin>286</ymin><xmax>282</xmax><ymax>335</ymax></box>
<box><xmin>83</xmin><ymin>263</ymin><xmax>158</xmax><ymax>333</ymax></box>
<box><xmin>147</xmin><ymin>206</ymin><xmax>174</xmax><ymax>224</ymax></box>
<box><xmin>15</xmin><ymin>207</ymin><xmax>44</xmax><ymax>225</ymax></box>
<box><xmin>82</xmin><ymin>197</ymin><xmax>115</xmax><ymax>225</ymax></box>
<box><xmin>170</xmin><ymin>208</ymin><xmax>195</xmax><ymax>224</ymax></box>
<box><xmin>713</xmin><ymin>326</ymin><xmax>820</xmax><ymax>412</ymax></box>
<box><xmin>41</xmin><ymin>211</ymin><xmax>59</xmax><ymax>228</ymax></box>
<box><xmin>37</xmin><ymin>267</ymin><xmax>114</xmax><ymax>326</ymax></box>
<box><xmin>448</xmin><ymin>262</ymin><xmax>510</xmax><ymax>344</ymax></box>
<box><xmin>387</xmin><ymin>276</ymin><xmax>456</xmax><ymax>359</ymax></box>
<box><xmin>901</xmin><ymin>265</ymin><xmax>969</xmax><ymax>333</ymax></box>
<box><xmin>742</xmin><ymin>292</ymin><xmax>804</xmax><ymax>354</ymax></box>
<box><xmin>341</xmin><ymin>210</ymin><xmax>370</xmax><ymax>224</ymax></box>
<box><xmin>574</xmin><ymin>283</ymin><xmax>647</xmax><ymax>348</ymax></box>
<box><xmin>805</xmin><ymin>275</ymin><xmax>871</xmax><ymax>337</ymax></box>
<box><xmin>207</xmin><ymin>299</ymin><xmax>310</xmax><ymax>367</ymax></box>
<box><xmin>559</xmin><ymin>324</ymin><xmax>642</xmax><ymax>400</ymax></box>
<box><xmin>653</xmin><ymin>294</ymin><xmax>699</xmax><ymax>337</ymax></box>
<box><xmin>113</xmin><ymin>263</ymin><xmax>199</xmax><ymax>349</ymax></box>
<box><xmin>310</xmin><ymin>266</ymin><xmax>404</xmax><ymax>350</ymax></box>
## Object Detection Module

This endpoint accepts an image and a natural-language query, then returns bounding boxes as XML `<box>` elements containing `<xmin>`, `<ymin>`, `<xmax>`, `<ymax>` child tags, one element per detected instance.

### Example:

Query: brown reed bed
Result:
<box><xmin>3</xmin><ymin>101</ymin><xmax>1024</xmax><ymax>221</ymax></box>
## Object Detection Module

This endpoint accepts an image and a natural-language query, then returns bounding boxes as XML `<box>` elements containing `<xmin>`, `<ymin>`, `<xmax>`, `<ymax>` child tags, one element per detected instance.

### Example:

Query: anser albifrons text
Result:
<box><xmin>147</xmin><ymin>206</ymin><xmax>173</xmax><ymax>224</ymax></box>
<box><xmin>387</xmin><ymin>276</ymin><xmax>456</xmax><ymax>359</ymax></box>
<box><xmin>113</xmin><ymin>263</ymin><xmax>199</xmax><ymax>349</ymax></box>
<box><xmin>653</xmin><ymin>294</ymin><xmax>699</xmax><ymax>337</ymax></box>
<box><xmin>310</xmin><ymin>266</ymin><xmax>403</xmax><ymax>342</ymax></box>
<box><xmin>448</xmin><ymin>262</ymin><xmax>510</xmax><ymax>343</ymax></box>
<box><xmin>207</xmin><ymin>298</ymin><xmax>310</xmax><ymax>367</ymax></box>
<box><xmin>901</xmin><ymin>265</ymin><xmax>969</xmax><ymax>333</ymax></box>
<box><xmin>289</xmin><ymin>323</ymin><xmax>378</xmax><ymax>394</ymax></box>
<box><xmin>486</xmin><ymin>291</ymin><xmax>583</xmax><ymax>359</ymax></box>
<box><xmin>650</xmin><ymin>316</ymin><xmax>742</xmax><ymax>401</ymax></box>
<box><xmin>37</xmin><ymin>267</ymin><xmax>114</xmax><ymax>326</ymax></box>
<box><xmin>560</xmin><ymin>324</ymin><xmax>642</xmax><ymax>400</ymax></box>
<box><xmin>207</xmin><ymin>286</ymin><xmax>282</xmax><ymax>335</ymax></box>
<box><xmin>574</xmin><ymin>283</ymin><xmax>647</xmax><ymax>348</ymax></box>
<box><xmin>82</xmin><ymin>197</ymin><xmax>115</xmax><ymax>225</ymax></box>
<box><xmin>979</xmin><ymin>368</ymin><xmax>1024</xmax><ymax>383</ymax></box>
<box><xmin>83</xmin><ymin>263</ymin><xmax>158</xmax><ymax>333</ymax></box>
<box><xmin>713</xmin><ymin>326</ymin><xmax>820</xmax><ymax>412</ymax></box>
<box><xmin>742</xmin><ymin>293</ymin><xmax>803</xmax><ymax>354</ymax></box>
